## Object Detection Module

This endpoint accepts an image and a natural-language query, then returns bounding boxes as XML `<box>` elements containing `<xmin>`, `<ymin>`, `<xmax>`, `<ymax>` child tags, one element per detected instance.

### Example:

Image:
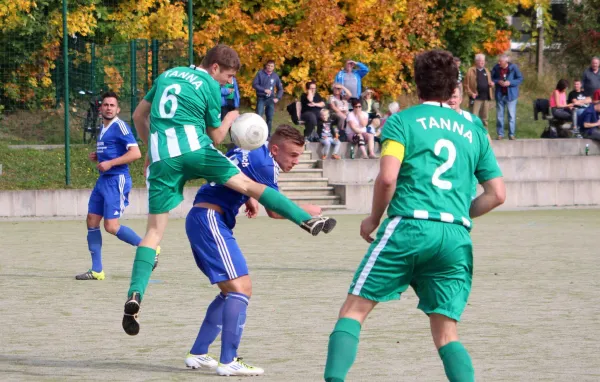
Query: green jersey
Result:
<box><xmin>144</xmin><ymin>66</ymin><xmax>222</xmax><ymax>163</ymax></box>
<box><xmin>381</xmin><ymin>102</ymin><xmax>502</xmax><ymax>229</ymax></box>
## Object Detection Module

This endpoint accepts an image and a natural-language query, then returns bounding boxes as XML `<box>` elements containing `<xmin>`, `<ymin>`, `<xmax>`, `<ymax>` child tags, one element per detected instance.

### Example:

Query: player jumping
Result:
<box><xmin>123</xmin><ymin>45</ymin><xmax>336</xmax><ymax>336</ymax></box>
<box><xmin>184</xmin><ymin>125</ymin><xmax>323</xmax><ymax>376</ymax></box>
<box><xmin>76</xmin><ymin>91</ymin><xmax>147</xmax><ymax>281</ymax></box>
<box><xmin>323</xmin><ymin>50</ymin><xmax>506</xmax><ymax>382</ymax></box>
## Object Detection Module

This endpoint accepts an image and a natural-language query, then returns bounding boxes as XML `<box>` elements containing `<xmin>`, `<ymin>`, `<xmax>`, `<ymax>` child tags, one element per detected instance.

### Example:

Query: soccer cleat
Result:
<box><xmin>216</xmin><ymin>357</ymin><xmax>264</xmax><ymax>376</ymax></box>
<box><xmin>301</xmin><ymin>216</ymin><xmax>337</xmax><ymax>236</ymax></box>
<box><xmin>185</xmin><ymin>352</ymin><xmax>219</xmax><ymax>370</ymax></box>
<box><xmin>321</xmin><ymin>217</ymin><xmax>337</xmax><ymax>234</ymax></box>
<box><xmin>153</xmin><ymin>246</ymin><xmax>161</xmax><ymax>271</ymax></box>
<box><xmin>122</xmin><ymin>292</ymin><xmax>141</xmax><ymax>336</ymax></box>
<box><xmin>75</xmin><ymin>269</ymin><xmax>105</xmax><ymax>280</ymax></box>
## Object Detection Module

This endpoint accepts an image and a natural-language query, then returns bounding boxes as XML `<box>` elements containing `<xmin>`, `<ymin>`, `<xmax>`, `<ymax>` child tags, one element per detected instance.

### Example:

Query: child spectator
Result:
<box><xmin>318</xmin><ymin>109</ymin><xmax>341</xmax><ymax>160</ymax></box>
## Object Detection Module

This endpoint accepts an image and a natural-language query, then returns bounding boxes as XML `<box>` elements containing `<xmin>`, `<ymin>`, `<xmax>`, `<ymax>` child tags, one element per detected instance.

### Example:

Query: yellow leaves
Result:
<box><xmin>0</xmin><ymin>0</ymin><xmax>36</xmax><ymax>32</ymax></box>
<box><xmin>109</xmin><ymin>0</ymin><xmax>187</xmax><ymax>41</ymax></box>
<box><xmin>103</xmin><ymin>67</ymin><xmax>124</xmax><ymax>95</ymax></box>
<box><xmin>460</xmin><ymin>6</ymin><xmax>482</xmax><ymax>25</ymax></box>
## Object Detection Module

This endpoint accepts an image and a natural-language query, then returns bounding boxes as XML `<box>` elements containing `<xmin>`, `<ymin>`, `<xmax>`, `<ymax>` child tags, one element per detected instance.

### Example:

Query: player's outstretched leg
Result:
<box><xmin>185</xmin><ymin>292</ymin><xmax>225</xmax><ymax>370</ymax></box>
<box><xmin>430</xmin><ymin>314</ymin><xmax>474</xmax><ymax>382</ymax></box>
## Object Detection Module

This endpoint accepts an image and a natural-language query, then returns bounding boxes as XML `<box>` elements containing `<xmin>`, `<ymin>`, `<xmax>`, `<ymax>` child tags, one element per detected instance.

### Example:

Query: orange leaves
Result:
<box><xmin>482</xmin><ymin>30</ymin><xmax>511</xmax><ymax>57</ymax></box>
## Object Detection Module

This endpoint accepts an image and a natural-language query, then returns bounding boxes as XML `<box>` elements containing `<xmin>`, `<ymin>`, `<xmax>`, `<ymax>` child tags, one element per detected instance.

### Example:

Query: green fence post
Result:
<box><xmin>90</xmin><ymin>42</ymin><xmax>96</xmax><ymax>94</ymax></box>
<box><xmin>188</xmin><ymin>0</ymin><xmax>193</xmax><ymax>66</ymax></box>
<box><xmin>62</xmin><ymin>0</ymin><xmax>70</xmax><ymax>186</ymax></box>
<box><xmin>130</xmin><ymin>40</ymin><xmax>138</xmax><ymax>138</ymax></box>
<box><xmin>151</xmin><ymin>39</ymin><xmax>159</xmax><ymax>82</ymax></box>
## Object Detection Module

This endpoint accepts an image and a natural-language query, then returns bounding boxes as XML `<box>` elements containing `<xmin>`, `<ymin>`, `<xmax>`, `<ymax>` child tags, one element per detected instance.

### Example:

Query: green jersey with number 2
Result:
<box><xmin>381</xmin><ymin>102</ymin><xmax>502</xmax><ymax>229</ymax></box>
<box><xmin>143</xmin><ymin>66</ymin><xmax>221</xmax><ymax>164</ymax></box>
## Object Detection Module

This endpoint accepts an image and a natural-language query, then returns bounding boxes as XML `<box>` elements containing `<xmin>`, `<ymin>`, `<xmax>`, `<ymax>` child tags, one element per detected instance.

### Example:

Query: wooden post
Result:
<box><xmin>536</xmin><ymin>6</ymin><xmax>544</xmax><ymax>79</ymax></box>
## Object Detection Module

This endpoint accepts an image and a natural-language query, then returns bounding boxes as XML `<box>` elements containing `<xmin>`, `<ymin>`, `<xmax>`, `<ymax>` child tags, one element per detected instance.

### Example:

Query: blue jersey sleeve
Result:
<box><xmin>237</xmin><ymin>146</ymin><xmax>279</xmax><ymax>191</ymax></box>
<box><xmin>116</xmin><ymin>120</ymin><xmax>138</xmax><ymax>149</ymax></box>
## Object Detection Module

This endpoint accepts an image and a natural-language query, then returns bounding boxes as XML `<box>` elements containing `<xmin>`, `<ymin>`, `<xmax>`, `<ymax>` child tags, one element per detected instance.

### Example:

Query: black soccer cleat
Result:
<box><xmin>301</xmin><ymin>217</ymin><xmax>337</xmax><ymax>236</ymax></box>
<box><xmin>322</xmin><ymin>217</ymin><xmax>337</xmax><ymax>234</ymax></box>
<box><xmin>122</xmin><ymin>292</ymin><xmax>141</xmax><ymax>336</ymax></box>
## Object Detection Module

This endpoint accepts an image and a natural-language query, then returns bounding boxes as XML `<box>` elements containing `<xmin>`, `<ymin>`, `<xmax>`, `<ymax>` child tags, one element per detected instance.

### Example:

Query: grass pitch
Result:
<box><xmin>0</xmin><ymin>211</ymin><xmax>599</xmax><ymax>381</ymax></box>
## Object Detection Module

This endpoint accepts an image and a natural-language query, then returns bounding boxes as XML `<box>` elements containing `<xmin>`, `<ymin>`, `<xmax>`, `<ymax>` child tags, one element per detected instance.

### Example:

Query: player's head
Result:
<box><xmin>264</xmin><ymin>60</ymin><xmax>275</xmax><ymax>73</ymax></box>
<box><xmin>319</xmin><ymin>108</ymin><xmax>330</xmax><ymax>122</ymax></box>
<box><xmin>201</xmin><ymin>44</ymin><xmax>241</xmax><ymax>85</ymax></box>
<box><xmin>414</xmin><ymin>49</ymin><xmax>457</xmax><ymax>103</ymax></box>
<box><xmin>574</xmin><ymin>79</ymin><xmax>582</xmax><ymax>91</ymax></box>
<box><xmin>556</xmin><ymin>79</ymin><xmax>569</xmax><ymax>92</ymax></box>
<box><xmin>447</xmin><ymin>86</ymin><xmax>462</xmax><ymax>112</ymax></box>
<box><xmin>100</xmin><ymin>91</ymin><xmax>120</xmax><ymax>121</ymax></box>
<box><xmin>268</xmin><ymin>125</ymin><xmax>305</xmax><ymax>172</ymax></box>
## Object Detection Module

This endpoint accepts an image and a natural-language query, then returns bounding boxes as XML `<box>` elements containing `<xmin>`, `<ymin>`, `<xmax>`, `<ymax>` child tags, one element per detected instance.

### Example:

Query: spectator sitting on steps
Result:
<box><xmin>578</xmin><ymin>101</ymin><xmax>600</xmax><ymax>141</ymax></box>
<box><xmin>549</xmin><ymin>79</ymin><xmax>574</xmax><ymax>123</ymax></box>
<box><xmin>346</xmin><ymin>97</ymin><xmax>376</xmax><ymax>159</ymax></box>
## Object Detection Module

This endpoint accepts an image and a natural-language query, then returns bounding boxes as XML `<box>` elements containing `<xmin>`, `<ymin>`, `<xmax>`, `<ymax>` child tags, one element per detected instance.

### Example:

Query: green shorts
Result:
<box><xmin>349</xmin><ymin>217</ymin><xmax>473</xmax><ymax>321</ymax></box>
<box><xmin>146</xmin><ymin>145</ymin><xmax>240</xmax><ymax>214</ymax></box>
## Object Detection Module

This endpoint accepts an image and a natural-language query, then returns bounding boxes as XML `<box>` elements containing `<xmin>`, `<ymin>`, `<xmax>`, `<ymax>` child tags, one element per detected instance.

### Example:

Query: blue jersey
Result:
<box><xmin>194</xmin><ymin>144</ymin><xmax>280</xmax><ymax>229</ymax></box>
<box><xmin>96</xmin><ymin>117</ymin><xmax>138</xmax><ymax>176</ymax></box>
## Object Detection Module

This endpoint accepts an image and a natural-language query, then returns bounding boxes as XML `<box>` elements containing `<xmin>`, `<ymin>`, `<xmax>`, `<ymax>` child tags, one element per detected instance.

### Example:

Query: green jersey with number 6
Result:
<box><xmin>381</xmin><ymin>102</ymin><xmax>502</xmax><ymax>229</ymax></box>
<box><xmin>143</xmin><ymin>66</ymin><xmax>221</xmax><ymax>163</ymax></box>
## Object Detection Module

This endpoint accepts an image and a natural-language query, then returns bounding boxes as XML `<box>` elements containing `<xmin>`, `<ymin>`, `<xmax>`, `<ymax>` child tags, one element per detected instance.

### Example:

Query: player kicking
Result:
<box><xmin>184</xmin><ymin>125</ymin><xmax>323</xmax><ymax>376</ymax></box>
<box><xmin>323</xmin><ymin>50</ymin><xmax>506</xmax><ymax>382</ymax></box>
<box><xmin>123</xmin><ymin>44</ymin><xmax>336</xmax><ymax>336</ymax></box>
<box><xmin>76</xmin><ymin>91</ymin><xmax>147</xmax><ymax>281</ymax></box>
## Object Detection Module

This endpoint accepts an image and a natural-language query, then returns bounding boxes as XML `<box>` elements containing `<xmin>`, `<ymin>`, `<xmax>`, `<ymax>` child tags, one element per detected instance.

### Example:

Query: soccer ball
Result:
<box><xmin>230</xmin><ymin>113</ymin><xmax>269</xmax><ymax>151</ymax></box>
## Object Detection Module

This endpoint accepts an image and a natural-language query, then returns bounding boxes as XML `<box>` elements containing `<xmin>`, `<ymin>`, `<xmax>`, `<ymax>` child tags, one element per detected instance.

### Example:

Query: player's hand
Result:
<box><xmin>244</xmin><ymin>198</ymin><xmax>259</xmax><ymax>218</ymax></box>
<box><xmin>88</xmin><ymin>152</ymin><xmax>98</xmax><ymax>162</ymax></box>
<box><xmin>360</xmin><ymin>215</ymin><xmax>379</xmax><ymax>243</ymax></box>
<box><xmin>303</xmin><ymin>204</ymin><xmax>322</xmax><ymax>217</ymax></box>
<box><xmin>97</xmin><ymin>161</ymin><xmax>113</xmax><ymax>172</ymax></box>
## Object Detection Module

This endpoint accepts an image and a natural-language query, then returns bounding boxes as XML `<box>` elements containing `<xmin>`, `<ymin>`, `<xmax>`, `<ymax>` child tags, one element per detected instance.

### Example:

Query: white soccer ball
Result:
<box><xmin>230</xmin><ymin>113</ymin><xmax>269</xmax><ymax>151</ymax></box>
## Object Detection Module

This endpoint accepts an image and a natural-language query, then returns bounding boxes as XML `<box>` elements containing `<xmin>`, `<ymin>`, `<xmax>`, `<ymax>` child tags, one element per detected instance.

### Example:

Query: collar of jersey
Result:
<box><xmin>102</xmin><ymin>116</ymin><xmax>120</xmax><ymax>128</ymax></box>
<box><xmin>190</xmin><ymin>65</ymin><xmax>208</xmax><ymax>74</ymax></box>
<box><xmin>422</xmin><ymin>101</ymin><xmax>451</xmax><ymax>109</ymax></box>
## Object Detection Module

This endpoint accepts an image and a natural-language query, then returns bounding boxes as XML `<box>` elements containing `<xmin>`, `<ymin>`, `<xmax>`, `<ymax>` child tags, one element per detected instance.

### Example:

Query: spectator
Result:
<box><xmin>581</xmin><ymin>57</ymin><xmax>600</xmax><ymax>98</ymax></box>
<box><xmin>568</xmin><ymin>79</ymin><xmax>592</xmax><ymax>128</ymax></box>
<box><xmin>328</xmin><ymin>83</ymin><xmax>352</xmax><ymax>131</ymax></box>
<box><xmin>252</xmin><ymin>60</ymin><xmax>283</xmax><ymax>136</ymax></box>
<box><xmin>454</xmin><ymin>56</ymin><xmax>464</xmax><ymax>93</ymax></box>
<box><xmin>360</xmin><ymin>88</ymin><xmax>381</xmax><ymax>119</ymax></box>
<box><xmin>594</xmin><ymin>89</ymin><xmax>600</xmax><ymax>102</ymax></box>
<box><xmin>491</xmin><ymin>54</ymin><xmax>524</xmax><ymax>140</ymax></box>
<box><xmin>220</xmin><ymin>76</ymin><xmax>240</xmax><ymax>121</ymax></box>
<box><xmin>300</xmin><ymin>81</ymin><xmax>325</xmax><ymax>141</ymax></box>
<box><xmin>549</xmin><ymin>79</ymin><xmax>574</xmax><ymax>123</ymax></box>
<box><xmin>380</xmin><ymin>101</ymin><xmax>400</xmax><ymax>130</ymax></box>
<box><xmin>346</xmin><ymin>98</ymin><xmax>376</xmax><ymax>159</ymax></box>
<box><xmin>465</xmin><ymin>53</ymin><xmax>494</xmax><ymax>130</ymax></box>
<box><xmin>578</xmin><ymin>102</ymin><xmax>600</xmax><ymax>141</ymax></box>
<box><xmin>334</xmin><ymin>60</ymin><xmax>369</xmax><ymax>107</ymax></box>
<box><xmin>318</xmin><ymin>109</ymin><xmax>341</xmax><ymax>160</ymax></box>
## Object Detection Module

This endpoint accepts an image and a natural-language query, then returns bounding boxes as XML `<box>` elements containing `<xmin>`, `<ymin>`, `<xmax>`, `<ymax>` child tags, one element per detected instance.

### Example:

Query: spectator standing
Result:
<box><xmin>252</xmin><ymin>60</ymin><xmax>283</xmax><ymax>135</ymax></box>
<box><xmin>328</xmin><ymin>83</ymin><xmax>352</xmax><ymax>131</ymax></box>
<box><xmin>220</xmin><ymin>76</ymin><xmax>240</xmax><ymax>121</ymax></box>
<box><xmin>578</xmin><ymin>102</ymin><xmax>600</xmax><ymax>141</ymax></box>
<box><xmin>581</xmin><ymin>57</ymin><xmax>600</xmax><ymax>98</ymax></box>
<box><xmin>491</xmin><ymin>54</ymin><xmax>524</xmax><ymax>140</ymax></box>
<box><xmin>465</xmin><ymin>53</ymin><xmax>494</xmax><ymax>130</ymax></box>
<box><xmin>300</xmin><ymin>81</ymin><xmax>325</xmax><ymax>141</ymax></box>
<box><xmin>334</xmin><ymin>60</ymin><xmax>369</xmax><ymax>106</ymax></box>
<box><xmin>549</xmin><ymin>79</ymin><xmax>574</xmax><ymax>123</ymax></box>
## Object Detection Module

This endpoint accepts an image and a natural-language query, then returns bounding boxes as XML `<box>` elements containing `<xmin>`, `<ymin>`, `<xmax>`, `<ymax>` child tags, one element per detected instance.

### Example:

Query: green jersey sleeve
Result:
<box><xmin>380</xmin><ymin>113</ymin><xmax>407</xmax><ymax>146</ymax></box>
<box><xmin>205</xmin><ymin>81</ymin><xmax>222</xmax><ymax>129</ymax></box>
<box><xmin>475</xmin><ymin>135</ymin><xmax>502</xmax><ymax>183</ymax></box>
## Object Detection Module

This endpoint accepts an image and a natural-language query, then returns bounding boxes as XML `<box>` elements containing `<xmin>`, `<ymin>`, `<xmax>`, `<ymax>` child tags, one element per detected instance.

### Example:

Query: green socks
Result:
<box><xmin>258</xmin><ymin>186</ymin><xmax>312</xmax><ymax>225</ymax></box>
<box><xmin>324</xmin><ymin>318</ymin><xmax>361</xmax><ymax>382</ymax></box>
<box><xmin>438</xmin><ymin>341</ymin><xmax>474</xmax><ymax>382</ymax></box>
<box><xmin>127</xmin><ymin>246</ymin><xmax>156</xmax><ymax>301</ymax></box>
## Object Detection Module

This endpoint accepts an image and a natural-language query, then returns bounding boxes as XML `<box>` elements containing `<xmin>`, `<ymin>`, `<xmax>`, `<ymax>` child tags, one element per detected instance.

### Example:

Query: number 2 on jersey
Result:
<box><xmin>159</xmin><ymin>84</ymin><xmax>181</xmax><ymax>118</ymax></box>
<box><xmin>431</xmin><ymin>139</ymin><xmax>456</xmax><ymax>190</ymax></box>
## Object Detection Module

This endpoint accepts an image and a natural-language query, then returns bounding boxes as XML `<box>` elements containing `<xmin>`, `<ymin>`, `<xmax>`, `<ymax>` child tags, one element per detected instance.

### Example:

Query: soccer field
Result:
<box><xmin>0</xmin><ymin>211</ymin><xmax>599</xmax><ymax>381</ymax></box>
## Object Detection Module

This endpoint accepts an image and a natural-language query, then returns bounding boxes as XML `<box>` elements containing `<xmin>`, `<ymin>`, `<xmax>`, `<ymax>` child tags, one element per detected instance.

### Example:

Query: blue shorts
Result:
<box><xmin>88</xmin><ymin>174</ymin><xmax>132</xmax><ymax>219</ymax></box>
<box><xmin>185</xmin><ymin>207</ymin><xmax>248</xmax><ymax>284</ymax></box>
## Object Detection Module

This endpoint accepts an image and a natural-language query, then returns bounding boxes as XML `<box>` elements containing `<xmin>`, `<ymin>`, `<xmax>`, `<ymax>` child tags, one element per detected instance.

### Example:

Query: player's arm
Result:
<box><xmin>104</xmin><ymin>146</ymin><xmax>142</xmax><ymax>167</ymax></box>
<box><xmin>469</xmin><ymin>177</ymin><xmax>505</xmax><ymax>218</ymax></box>
<box><xmin>132</xmin><ymin>99</ymin><xmax>152</xmax><ymax>146</ymax></box>
<box><xmin>207</xmin><ymin>110</ymin><xmax>239</xmax><ymax>144</ymax></box>
<box><xmin>370</xmin><ymin>143</ymin><xmax>402</xmax><ymax>222</ymax></box>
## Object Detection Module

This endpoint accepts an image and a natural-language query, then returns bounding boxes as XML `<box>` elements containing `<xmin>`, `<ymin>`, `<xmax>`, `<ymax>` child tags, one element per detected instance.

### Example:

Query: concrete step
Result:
<box><xmin>497</xmin><ymin>156</ymin><xmax>600</xmax><ymax>181</ymax></box>
<box><xmin>278</xmin><ymin>178</ymin><xmax>330</xmax><ymax>187</ymax></box>
<box><xmin>294</xmin><ymin>159</ymin><xmax>318</xmax><ymax>169</ymax></box>
<box><xmin>500</xmin><ymin>179</ymin><xmax>600</xmax><ymax>208</ymax></box>
<box><xmin>281</xmin><ymin>186</ymin><xmax>335</xmax><ymax>197</ymax></box>
<box><xmin>279</xmin><ymin>169</ymin><xmax>324</xmax><ymax>179</ymax></box>
<box><xmin>320</xmin><ymin>204</ymin><xmax>347</xmax><ymax>211</ymax></box>
<box><xmin>289</xmin><ymin>195</ymin><xmax>342</xmax><ymax>205</ymax></box>
<box><xmin>300</xmin><ymin>151</ymin><xmax>313</xmax><ymax>160</ymax></box>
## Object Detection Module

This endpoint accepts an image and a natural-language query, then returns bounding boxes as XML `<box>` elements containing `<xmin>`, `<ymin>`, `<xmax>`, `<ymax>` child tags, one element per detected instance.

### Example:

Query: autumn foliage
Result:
<box><xmin>0</xmin><ymin>0</ymin><xmax>548</xmax><ymax>109</ymax></box>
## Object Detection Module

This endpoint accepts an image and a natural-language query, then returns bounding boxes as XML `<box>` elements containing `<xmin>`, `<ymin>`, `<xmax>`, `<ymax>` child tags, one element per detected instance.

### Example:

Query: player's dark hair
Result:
<box><xmin>101</xmin><ymin>91</ymin><xmax>119</xmax><ymax>103</ymax></box>
<box><xmin>349</xmin><ymin>97</ymin><xmax>361</xmax><ymax>107</ymax></box>
<box><xmin>414</xmin><ymin>49</ymin><xmax>458</xmax><ymax>102</ymax></box>
<box><xmin>556</xmin><ymin>79</ymin><xmax>569</xmax><ymax>92</ymax></box>
<box><xmin>201</xmin><ymin>44</ymin><xmax>241</xmax><ymax>71</ymax></box>
<box><xmin>270</xmin><ymin>125</ymin><xmax>305</xmax><ymax>147</ymax></box>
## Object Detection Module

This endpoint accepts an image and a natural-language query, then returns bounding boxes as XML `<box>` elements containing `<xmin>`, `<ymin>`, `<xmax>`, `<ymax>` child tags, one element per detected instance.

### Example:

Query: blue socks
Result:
<box><xmin>87</xmin><ymin>227</ymin><xmax>103</xmax><ymax>272</ymax></box>
<box><xmin>116</xmin><ymin>225</ymin><xmax>142</xmax><ymax>246</ymax></box>
<box><xmin>191</xmin><ymin>293</ymin><xmax>227</xmax><ymax>355</ymax></box>
<box><xmin>220</xmin><ymin>292</ymin><xmax>249</xmax><ymax>364</ymax></box>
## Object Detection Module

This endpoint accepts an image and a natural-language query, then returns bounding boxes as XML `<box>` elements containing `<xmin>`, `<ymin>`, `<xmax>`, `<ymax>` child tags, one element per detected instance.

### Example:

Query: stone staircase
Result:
<box><xmin>278</xmin><ymin>150</ymin><xmax>347</xmax><ymax>211</ymax></box>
